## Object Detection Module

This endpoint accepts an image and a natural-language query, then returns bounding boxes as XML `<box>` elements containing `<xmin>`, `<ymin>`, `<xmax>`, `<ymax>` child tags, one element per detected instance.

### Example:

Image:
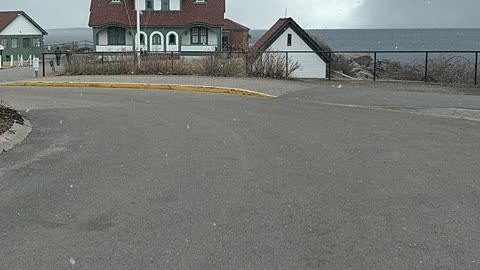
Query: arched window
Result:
<box><xmin>168</xmin><ymin>34</ymin><xmax>177</xmax><ymax>45</ymax></box>
<box><xmin>152</xmin><ymin>34</ymin><xmax>162</xmax><ymax>45</ymax></box>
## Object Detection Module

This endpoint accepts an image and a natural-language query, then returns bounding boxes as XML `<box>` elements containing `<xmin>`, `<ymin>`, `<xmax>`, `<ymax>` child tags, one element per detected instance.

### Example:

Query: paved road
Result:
<box><xmin>0</xmin><ymin>60</ymin><xmax>65</xmax><ymax>83</ymax></box>
<box><xmin>28</xmin><ymin>74</ymin><xmax>480</xmax><ymax>97</ymax></box>
<box><xmin>1</xmin><ymin>86</ymin><xmax>480</xmax><ymax>269</ymax></box>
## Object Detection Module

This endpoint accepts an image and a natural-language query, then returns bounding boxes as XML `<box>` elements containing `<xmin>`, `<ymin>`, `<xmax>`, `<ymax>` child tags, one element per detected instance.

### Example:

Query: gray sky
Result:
<box><xmin>1</xmin><ymin>0</ymin><xmax>479</xmax><ymax>29</ymax></box>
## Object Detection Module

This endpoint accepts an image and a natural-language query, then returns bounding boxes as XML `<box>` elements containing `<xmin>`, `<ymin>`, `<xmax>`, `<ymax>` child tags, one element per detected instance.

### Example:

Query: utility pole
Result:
<box><xmin>136</xmin><ymin>6</ymin><xmax>141</xmax><ymax>66</ymax></box>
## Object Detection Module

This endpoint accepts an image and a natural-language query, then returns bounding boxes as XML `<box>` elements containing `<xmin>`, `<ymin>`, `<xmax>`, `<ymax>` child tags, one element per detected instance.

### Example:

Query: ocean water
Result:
<box><xmin>251</xmin><ymin>29</ymin><xmax>480</xmax><ymax>51</ymax></box>
<box><xmin>251</xmin><ymin>28</ymin><xmax>480</xmax><ymax>63</ymax></box>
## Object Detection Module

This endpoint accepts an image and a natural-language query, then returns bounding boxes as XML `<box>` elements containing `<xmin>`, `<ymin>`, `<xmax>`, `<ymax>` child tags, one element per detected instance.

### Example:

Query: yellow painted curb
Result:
<box><xmin>2</xmin><ymin>81</ymin><xmax>276</xmax><ymax>98</ymax></box>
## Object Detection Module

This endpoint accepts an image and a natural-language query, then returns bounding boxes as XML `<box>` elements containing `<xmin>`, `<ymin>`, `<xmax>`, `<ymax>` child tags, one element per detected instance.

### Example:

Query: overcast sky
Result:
<box><xmin>0</xmin><ymin>0</ymin><xmax>478</xmax><ymax>29</ymax></box>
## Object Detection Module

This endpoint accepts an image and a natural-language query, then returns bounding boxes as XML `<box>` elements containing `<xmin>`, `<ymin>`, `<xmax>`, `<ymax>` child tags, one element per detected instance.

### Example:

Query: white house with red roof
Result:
<box><xmin>89</xmin><ymin>0</ymin><xmax>249</xmax><ymax>53</ymax></box>
<box><xmin>0</xmin><ymin>11</ymin><xmax>47</xmax><ymax>61</ymax></box>
<box><xmin>253</xmin><ymin>18</ymin><xmax>329</xmax><ymax>79</ymax></box>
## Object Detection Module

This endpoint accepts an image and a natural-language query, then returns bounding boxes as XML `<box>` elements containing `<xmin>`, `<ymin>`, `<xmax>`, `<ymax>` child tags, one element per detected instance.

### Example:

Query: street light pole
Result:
<box><xmin>136</xmin><ymin>7</ymin><xmax>141</xmax><ymax>67</ymax></box>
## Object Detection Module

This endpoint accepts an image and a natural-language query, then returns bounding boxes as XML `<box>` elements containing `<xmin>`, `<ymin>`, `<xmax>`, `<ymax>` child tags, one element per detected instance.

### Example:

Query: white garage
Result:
<box><xmin>253</xmin><ymin>17</ymin><xmax>329</xmax><ymax>79</ymax></box>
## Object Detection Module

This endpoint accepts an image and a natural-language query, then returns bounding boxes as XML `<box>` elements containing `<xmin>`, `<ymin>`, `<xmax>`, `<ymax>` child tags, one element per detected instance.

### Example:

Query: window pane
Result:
<box><xmin>33</xmin><ymin>38</ymin><xmax>41</xmax><ymax>48</ymax></box>
<box><xmin>153</xmin><ymin>34</ymin><xmax>161</xmax><ymax>45</ymax></box>
<box><xmin>162</xmin><ymin>0</ymin><xmax>169</xmax><ymax>10</ymax></box>
<box><xmin>147</xmin><ymin>0</ymin><xmax>153</xmax><ymax>9</ymax></box>
<box><xmin>108</xmin><ymin>27</ymin><xmax>126</xmax><ymax>45</ymax></box>
<box><xmin>23</xmin><ymin>38</ymin><xmax>31</xmax><ymax>48</ymax></box>
<box><xmin>192</xmin><ymin>35</ymin><xmax>199</xmax><ymax>44</ymax></box>
<box><xmin>169</xmin><ymin>35</ymin><xmax>176</xmax><ymax>45</ymax></box>
<box><xmin>11</xmin><ymin>39</ymin><xmax>18</xmax><ymax>48</ymax></box>
<box><xmin>0</xmin><ymin>39</ymin><xmax>9</xmax><ymax>49</ymax></box>
<box><xmin>200</xmin><ymin>27</ymin><xmax>207</xmax><ymax>44</ymax></box>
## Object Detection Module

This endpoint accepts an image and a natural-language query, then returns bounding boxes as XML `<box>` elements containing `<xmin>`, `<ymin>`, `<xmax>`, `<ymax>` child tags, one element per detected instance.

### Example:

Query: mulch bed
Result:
<box><xmin>0</xmin><ymin>105</ymin><xmax>24</xmax><ymax>136</ymax></box>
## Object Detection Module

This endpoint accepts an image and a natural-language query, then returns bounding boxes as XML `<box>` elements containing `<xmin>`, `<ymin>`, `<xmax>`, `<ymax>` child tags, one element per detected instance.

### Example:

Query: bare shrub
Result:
<box><xmin>196</xmin><ymin>53</ymin><xmax>245</xmax><ymax>76</ymax></box>
<box><xmin>379</xmin><ymin>56</ymin><xmax>475</xmax><ymax>84</ymax></box>
<box><xmin>65</xmin><ymin>52</ymin><xmax>246</xmax><ymax>77</ymax></box>
<box><xmin>427</xmin><ymin>56</ymin><xmax>475</xmax><ymax>84</ymax></box>
<box><xmin>247</xmin><ymin>51</ymin><xmax>301</xmax><ymax>79</ymax></box>
<box><xmin>65</xmin><ymin>53</ymin><xmax>135</xmax><ymax>75</ymax></box>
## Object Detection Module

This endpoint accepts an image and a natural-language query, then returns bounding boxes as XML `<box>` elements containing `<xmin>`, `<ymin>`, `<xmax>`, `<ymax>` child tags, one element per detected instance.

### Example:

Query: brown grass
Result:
<box><xmin>66</xmin><ymin>52</ymin><xmax>300</xmax><ymax>79</ymax></box>
<box><xmin>378</xmin><ymin>56</ymin><xmax>477</xmax><ymax>84</ymax></box>
<box><xmin>65</xmin><ymin>53</ymin><xmax>246</xmax><ymax>77</ymax></box>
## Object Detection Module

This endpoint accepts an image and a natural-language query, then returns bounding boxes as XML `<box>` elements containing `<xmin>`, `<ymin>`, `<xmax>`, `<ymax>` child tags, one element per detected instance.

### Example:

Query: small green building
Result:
<box><xmin>0</xmin><ymin>11</ymin><xmax>47</xmax><ymax>61</ymax></box>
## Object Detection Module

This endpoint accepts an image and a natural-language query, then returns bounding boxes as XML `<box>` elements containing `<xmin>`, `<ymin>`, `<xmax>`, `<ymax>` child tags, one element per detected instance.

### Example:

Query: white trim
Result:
<box><xmin>96</xmin><ymin>45</ymin><xmax>134</xmax><ymax>52</ymax></box>
<box><xmin>149</xmin><ymin>31</ymin><xmax>164</xmax><ymax>52</ymax></box>
<box><xmin>181</xmin><ymin>45</ymin><xmax>216</xmax><ymax>52</ymax></box>
<box><xmin>135</xmin><ymin>31</ymin><xmax>148</xmax><ymax>51</ymax></box>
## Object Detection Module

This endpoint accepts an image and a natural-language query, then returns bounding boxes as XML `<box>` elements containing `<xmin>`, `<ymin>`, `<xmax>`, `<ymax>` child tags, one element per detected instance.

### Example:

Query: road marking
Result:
<box><xmin>302</xmin><ymin>100</ymin><xmax>480</xmax><ymax>122</ymax></box>
<box><xmin>1</xmin><ymin>81</ymin><xmax>277</xmax><ymax>98</ymax></box>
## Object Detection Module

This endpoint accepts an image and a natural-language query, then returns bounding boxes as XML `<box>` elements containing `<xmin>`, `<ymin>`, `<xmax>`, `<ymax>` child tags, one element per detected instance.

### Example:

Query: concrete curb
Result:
<box><xmin>1</xmin><ymin>81</ymin><xmax>276</xmax><ymax>98</ymax></box>
<box><xmin>0</xmin><ymin>117</ymin><xmax>32</xmax><ymax>153</ymax></box>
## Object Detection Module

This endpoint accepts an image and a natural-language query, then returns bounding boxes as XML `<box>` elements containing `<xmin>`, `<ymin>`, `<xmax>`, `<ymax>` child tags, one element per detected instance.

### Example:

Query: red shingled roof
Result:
<box><xmin>0</xmin><ymin>11</ymin><xmax>22</xmax><ymax>32</ymax></box>
<box><xmin>89</xmin><ymin>0</ymin><xmax>225</xmax><ymax>27</ymax></box>
<box><xmin>0</xmin><ymin>11</ymin><xmax>48</xmax><ymax>34</ymax></box>
<box><xmin>223</xmin><ymin>18</ymin><xmax>249</xmax><ymax>31</ymax></box>
<box><xmin>252</xmin><ymin>18</ymin><xmax>289</xmax><ymax>51</ymax></box>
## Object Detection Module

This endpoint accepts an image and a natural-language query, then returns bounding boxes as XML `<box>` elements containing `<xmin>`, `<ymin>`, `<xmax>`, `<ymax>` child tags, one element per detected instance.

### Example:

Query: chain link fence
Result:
<box><xmin>42</xmin><ymin>50</ymin><xmax>480</xmax><ymax>85</ymax></box>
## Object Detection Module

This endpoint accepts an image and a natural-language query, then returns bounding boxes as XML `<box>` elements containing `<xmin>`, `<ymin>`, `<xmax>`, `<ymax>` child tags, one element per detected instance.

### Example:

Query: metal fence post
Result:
<box><xmin>424</xmin><ymin>52</ymin><xmax>429</xmax><ymax>83</ymax></box>
<box><xmin>245</xmin><ymin>51</ymin><xmax>249</xmax><ymax>76</ymax></box>
<box><xmin>42</xmin><ymin>53</ymin><xmax>45</xmax><ymax>77</ymax></box>
<box><xmin>475</xmin><ymin>52</ymin><xmax>478</xmax><ymax>85</ymax></box>
<box><xmin>373</xmin><ymin>52</ymin><xmax>377</xmax><ymax>82</ymax></box>
<box><xmin>328</xmin><ymin>52</ymin><xmax>332</xmax><ymax>80</ymax></box>
<box><xmin>285</xmin><ymin>52</ymin><xmax>289</xmax><ymax>78</ymax></box>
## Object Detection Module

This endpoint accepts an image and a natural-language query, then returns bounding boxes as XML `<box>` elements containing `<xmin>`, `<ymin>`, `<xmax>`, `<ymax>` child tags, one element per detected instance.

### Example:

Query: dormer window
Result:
<box><xmin>146</xmin><ymin>0</ymin><xmax>154</xmax><ymax>9</ymax></box>
<box><xmin>162</xmin><ymin>0</ymin><xmax>170</xmax><ymax>10</ymax></box>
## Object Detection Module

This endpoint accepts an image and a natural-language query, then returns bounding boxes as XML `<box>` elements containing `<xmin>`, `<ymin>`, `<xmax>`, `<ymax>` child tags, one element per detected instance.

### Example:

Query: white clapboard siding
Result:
<box><xmin>0</xmin><ymin>14</ymin><xmax>42</xmax><ymax>36</ymax></box>
<box><xmin>170</xmin><ymin>0</ymin><xmax>181</xmax><ymax>10</ymax></box>
<box><xmin>267</xmin><ymin>27</ymin><xmax>326</xmax><ymax>79</ymax></box>
<box><xmin>154</xmin><ymin>0</ymin><xmax>162</xmax><ymax>10</ymax></box>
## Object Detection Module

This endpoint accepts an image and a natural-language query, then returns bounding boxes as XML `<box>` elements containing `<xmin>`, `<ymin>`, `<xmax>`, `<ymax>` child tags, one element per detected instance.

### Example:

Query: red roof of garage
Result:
<box><xmin>224</xmin><ymin>18</ymin><xmax>249</xmax><ymax>31</ymax></box>
<box><xmin>0</xmin><ymin>11</ymin><xmax>47</xmax><ymax>34</ymax></box>
<box><xmin>252</xmin><ymin>17</ymin><xmax>329</xmax><ymax>62</ymax></box>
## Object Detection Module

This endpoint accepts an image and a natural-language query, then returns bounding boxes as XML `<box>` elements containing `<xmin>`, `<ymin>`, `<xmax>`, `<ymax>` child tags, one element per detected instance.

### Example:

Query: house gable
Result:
<box><xmin>0</xmin><ymin>14</ymin><xmax>42</xmax><ymax>36</ymax></box>
<box><xmin>0</xmin><ymin>12</ymin><xmax>47</xmax><ymax>36</ymax></box>
<box><xmin>253</xmin><ymin>17</ymin><xmax>329</xmax><ymax>63</ymax></box>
